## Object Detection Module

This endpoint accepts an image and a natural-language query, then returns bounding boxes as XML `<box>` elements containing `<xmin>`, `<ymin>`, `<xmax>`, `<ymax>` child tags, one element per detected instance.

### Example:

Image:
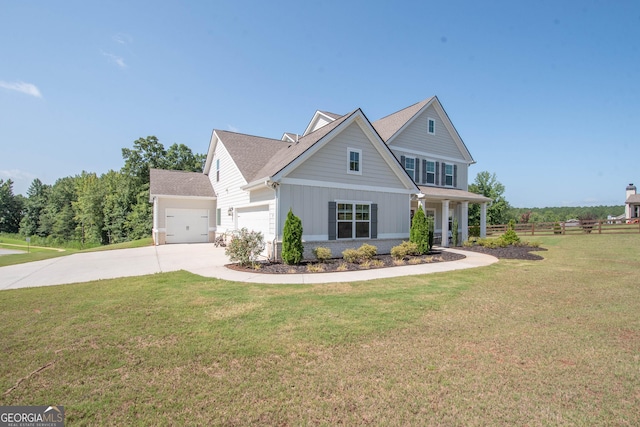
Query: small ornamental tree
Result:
<box><xmin>225</xmin><ymin>228</ymin><xmax>265</xmax><ymax>267</ymax></box>
<box><xmin>452</xmin><ymin>217</ymin><xmax>459</xmax><ymax>247</ymax></box>
<box><xmin>410</xmin><ymin>206</ymin><xmax>430</xmax><ymax>254</ymax></box>
<box><xmin>282</xmin><ymin>208</ymin><xmax>304</xmax><ymax>265</ymax></box>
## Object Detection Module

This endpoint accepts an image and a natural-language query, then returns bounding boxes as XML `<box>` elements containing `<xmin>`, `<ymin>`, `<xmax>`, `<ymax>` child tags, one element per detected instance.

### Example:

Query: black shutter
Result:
<box><xmin>371</xmin><ymin>204</ymin><xmax>378</xmax><ymax>239</ymax></box>
<box><xmin>435</xmin><ymin>162</ymin><xmax>440</xmax><ymax>186</ymax></box>
<box><xmin>414</xmin><ymin>158</ymin><xmax>420</xmax><ymax>183</ymax></box>
<box><xmin>422</xmin><ymin>159</ymin><xmax>427</xmax><ymax>183</ymax></box>
<box><xmin>441</xmin><ymin>162</ymin><xmax>446</xmax><ymax>186</ymax></box>
<box><xmin>328</xmin><ymin>201</ymin><xmax>336</xmax><ymax>240</ymax></box>
<box><xmin>453</xmin><ymin>165</ymin><xmax>458</xmax><ymax>188</ymax></box>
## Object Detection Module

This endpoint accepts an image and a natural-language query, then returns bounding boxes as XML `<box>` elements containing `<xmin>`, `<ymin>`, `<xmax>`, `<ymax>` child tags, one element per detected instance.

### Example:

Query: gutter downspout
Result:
<box><xmin>271</xmin><ymin>181</ymin><xmax>280</xmax><ymax>262</ymax></box>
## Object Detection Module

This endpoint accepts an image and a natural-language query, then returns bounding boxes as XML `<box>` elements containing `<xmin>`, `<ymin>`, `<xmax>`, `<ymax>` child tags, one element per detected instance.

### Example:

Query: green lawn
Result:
<box><xmin>1</xmin><ymin>234</ymin><xmax>639</xmax><ymax>425</ymax></box>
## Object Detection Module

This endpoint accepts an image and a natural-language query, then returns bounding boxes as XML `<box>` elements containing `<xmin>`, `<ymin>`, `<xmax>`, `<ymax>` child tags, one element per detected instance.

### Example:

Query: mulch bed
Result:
<box><xmin>226</xmin><ymin>245</ymin><xmax>546</xmax><ymax>274</ymax></box>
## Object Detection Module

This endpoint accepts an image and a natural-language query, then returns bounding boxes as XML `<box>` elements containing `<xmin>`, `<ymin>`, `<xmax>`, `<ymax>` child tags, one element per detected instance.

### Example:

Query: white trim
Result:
<box><xmin>395</xmin><ymin>148</ymin><xmax>469</xmax><ymax>165</ymax></box>
<box><xmin>347</xmin><ymin>147</ymin><xmax>362</xmax><ymax>175</ymax></box>
<box><xmin>279</xmin><ymin>177</ymin><xmax>415</xmax><ymax>194</ymax></box>
<box><xmin>427</xmin><ymin>117</ymin><xmax>436</xmax><ymax>135</ymax></box>
<box><xmin>303</xmin><ymin>111</ymin><xmax>337</xmax><ymax>136</ymax></box>
<box><xmin>152</xmin><ymin>194</ymin><xmax>216</xmax><ymax>200</ymax></box>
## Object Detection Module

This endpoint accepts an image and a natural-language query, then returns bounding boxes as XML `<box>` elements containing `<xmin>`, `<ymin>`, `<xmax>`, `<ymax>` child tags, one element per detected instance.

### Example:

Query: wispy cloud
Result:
<box><xmin>227</xmin><ymin>124</ymin><xmax>240</xmax><ymax>133</ymax></box>
<box><xmin>112</xmin><ymin>33</ymin><xmax>132</xmax><ymax>45</ymax></box>
<box><xmin>101</xmin><ymin>51</ymin><xmax>127</xmax><ymax>69</ymax></box>
<box><xmin>0</xmin><ymin>81</ymin><xmax>42</xmax><ymax>98</ymax></box>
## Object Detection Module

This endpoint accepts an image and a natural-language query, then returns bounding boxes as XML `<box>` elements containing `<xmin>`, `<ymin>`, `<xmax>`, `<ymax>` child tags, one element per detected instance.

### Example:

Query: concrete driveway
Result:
<box><xmin>0</xmin><ymin>244</ymin><xmax>498</xmax><ymax>290</ymax></box>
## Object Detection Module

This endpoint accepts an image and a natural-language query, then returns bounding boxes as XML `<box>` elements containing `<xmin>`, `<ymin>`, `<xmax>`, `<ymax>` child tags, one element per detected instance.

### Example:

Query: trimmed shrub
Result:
<box><xmin>469</xmin><ymin>225</ymin><xmax>480</xmax><ymax>237</ymax></box>
<box><xmin>410</xmin><ymin>206</ymin><xmax>431</xmax><ymax>254</ymax></box>
<box><xmin>498</xmin><ymin>219</ymin><xmax>520</xmax><ymax>245</ymax></box>
<box><xmin>358</xmin><ymin>243</ymin><xmax>377</xmax><ymax>260</ymax></box>
<box><xmin>282</xmin><ymin>208</ymin><xmax>304</xmax><ymax>265</ymax></box>
<box><xmin>342</xmin><ymin>248</ymin><xmax>360</xmax><ymax>263</ymax></box>
<box><xmin>225</xmin><ymin>227</ymin><xmax>265</xmax><ymax>267</ymax></box>
<box><xmin>313</xmin><ymin>246</ymin><xmax>332</xmax><ymax>262</ymax></box>
<box><xmin>391</xmin><ymin>241</ymin><xmax>419</xmax><ymax>260</ymax></box>
<box><xmin>553</xmin><ymin>221</ymin><xmax>562</xmax><ymax>235</ymax></box>
<box><xmin>452</xmin><ymin>217</ymin><xmax>459</xmax><ymax>247</ymax></box>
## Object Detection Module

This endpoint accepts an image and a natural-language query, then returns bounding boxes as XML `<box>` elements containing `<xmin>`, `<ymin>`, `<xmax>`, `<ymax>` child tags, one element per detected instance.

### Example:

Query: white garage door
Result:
<box><xmin>236</xmin><ymin>205</ymin><xmax>270</xmax><ymax>238</ymax></box>
<box><xmin>166</xmin><ymin>208</ymin><xmax>209</xmax><ymax>244</ymax></box>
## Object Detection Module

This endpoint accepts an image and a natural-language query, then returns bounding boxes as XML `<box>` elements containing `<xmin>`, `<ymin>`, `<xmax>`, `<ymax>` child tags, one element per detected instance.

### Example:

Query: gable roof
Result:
<box><xmin>149</xmin><ymin>169</ymin><xmax>215</xmax><ymax>199</ymax></box>
<box><xmin>302</xmin><ymin>110</ymin><xmax>342</xmax><ymax>136</ymax></box>
<box><xmin>213</xmin><ymin>130</ymin><xmax>290</xmax><ymax>183</ymax></box>
<box><xmin>373</xmin><ymin>97</ymin><xmax>434</xmax><ymax>142</ymax></box>
<box><xmin>372</xmin><ymin>96</ymin><xmax>475</xmax><ymax>164</ymax></box>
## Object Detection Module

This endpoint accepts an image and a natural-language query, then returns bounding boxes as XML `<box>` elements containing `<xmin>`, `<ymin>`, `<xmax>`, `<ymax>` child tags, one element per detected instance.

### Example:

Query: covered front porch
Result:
<box><xmin>411</xmin><ymin>186</ymin><xmax>492</xmax><ymax>247</ymax></box>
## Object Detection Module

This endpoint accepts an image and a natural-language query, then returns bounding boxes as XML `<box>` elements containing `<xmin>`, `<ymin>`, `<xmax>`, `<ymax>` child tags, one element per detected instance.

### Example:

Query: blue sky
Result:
<box><xmin>1</xmin><ymin>0</ymin><xmax>638</xmax><ymax>208</ymax></box>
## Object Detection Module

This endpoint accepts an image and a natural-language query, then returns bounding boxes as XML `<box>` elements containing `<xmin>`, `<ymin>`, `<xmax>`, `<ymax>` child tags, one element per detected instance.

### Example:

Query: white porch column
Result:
<box><xmin>153</xmin><ymin>197</ymin><xmax>159</xmax><ymax>245</ymax></box>
<box><xmin>461</xmin><ymin>201</ymin><xmax>469</xmax><ymax>242</ymax></box>
<box><xmin>480</xmin><ymin>202</ymin><xmax>487</xmax><ymax>238</ymax></box>
<box><xmin>441</xmin><ymin>199</ymin><xmax>450</xmax><ymax>247</ymax></box>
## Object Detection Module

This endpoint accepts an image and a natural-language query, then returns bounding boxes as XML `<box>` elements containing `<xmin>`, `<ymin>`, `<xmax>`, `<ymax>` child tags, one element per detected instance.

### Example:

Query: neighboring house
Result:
<box><xmin>625</xmin><ymin>183</ymin><xmax>640</xmax><ymax>222</ymax></box>
<box><xmin>150</xmin><ymin>97</ymin><xmax>491</xmax><ymax>260</ymax></box>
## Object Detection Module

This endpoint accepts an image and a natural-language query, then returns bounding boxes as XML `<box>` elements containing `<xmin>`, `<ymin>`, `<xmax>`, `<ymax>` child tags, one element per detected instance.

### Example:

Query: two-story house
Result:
<box><xmin>150</xmin><ymin>97</ymin><xmax>490</xmax><ymax>260</ymax></box>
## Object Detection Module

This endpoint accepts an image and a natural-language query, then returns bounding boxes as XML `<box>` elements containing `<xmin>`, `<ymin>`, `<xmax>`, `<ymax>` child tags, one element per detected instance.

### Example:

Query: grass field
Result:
<box><xmin>1</xmin><ymin>234</ymin><xmax>639</xmax><ymax>425</ymax></box>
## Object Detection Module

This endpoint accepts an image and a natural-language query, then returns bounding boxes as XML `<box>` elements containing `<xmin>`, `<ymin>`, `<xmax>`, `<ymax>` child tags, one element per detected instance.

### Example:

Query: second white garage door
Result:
<box><xmin>166</xmin><ymin>208</ymin><xmax>209</xmax><ymax>244</ymax></box>
<box><xmin>236</xmin><ymin>205</ymin><xmax>270</xmax><ymax>238</ymax></box>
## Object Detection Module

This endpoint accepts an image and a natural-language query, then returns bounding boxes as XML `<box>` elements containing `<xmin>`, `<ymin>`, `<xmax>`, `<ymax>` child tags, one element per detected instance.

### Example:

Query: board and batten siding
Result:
<box><xmin>278</xmin><ymin>184</ymin><xmax>410</xmax><ymax>239</ymax></box>
<box><xmin>390</xmin><ymin>104</ymin><xmax>466</xmax><ymax>160</ymax></box>
<box><xmin>287</xmin><ymin>122</ymin><xmax>406</xmax><ymax>189</ymax></box>
<box><xmin>209</xmin><ymin>141</ymin><xmax>258</xmax><ymax>233</ymax></box>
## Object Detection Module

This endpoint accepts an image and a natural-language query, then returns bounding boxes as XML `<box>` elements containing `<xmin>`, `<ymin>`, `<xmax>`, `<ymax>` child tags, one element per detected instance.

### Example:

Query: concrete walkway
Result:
<box><xmin>0</xmin><ymin>244</ymin><xmax>498</xmax><ymax>290</ymax></box>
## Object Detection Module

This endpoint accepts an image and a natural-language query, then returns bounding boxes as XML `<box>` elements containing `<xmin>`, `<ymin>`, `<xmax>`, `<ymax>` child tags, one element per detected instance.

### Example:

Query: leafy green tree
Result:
<box><xmin>165</xmin><ymin>143</ymin><xmax>205</xmax><ymax>172</ymax></box>
<box><xmin>19</xmin><ymin>179</ymin><xmax>50</xmax><ymax>237</ymax></box>
<box><xmin>410</xmin><ymin>205</ymin><xmax>430</xmax><ymax>254</ymax></box>
<box><xmin>73</xmin><ymin>171</ymin><xmax>106</xmax><ymax>245</ymax></box>
<box><xmin>125</xmin><ymin>185</ymin><xmax>153</xmax><ymax>240</ymax></box>
<box><xmin>0</xmin><ymin>179</ymin><xmax>24</xmax><ymax>233</ymax></box>
<box><xmin>102</xmin><ymin>170</ymin><xmax>135</xmax><ymax>244</ymax></box>
<box><xmin>468</xmin><ymin>171</ymin><xmax>510</xmax><ymax>225</ymax></box>
<box><xmin>122</xmin><ymin>136</ymin><xmax>167</xmax><ymax>186</ymax></box>
<box><xmin>282</xmin><ymin>208</ymin><xmax>304</xmax><ymax>265</ymax></box>
<box><xmin>40</xmin><ymin>177</ymin><xmax>79</xmax><ymax>242</ymax></box>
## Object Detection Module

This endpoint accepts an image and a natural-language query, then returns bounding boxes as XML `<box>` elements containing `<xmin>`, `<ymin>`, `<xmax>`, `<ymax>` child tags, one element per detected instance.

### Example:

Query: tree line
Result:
<box><xmin>0</xmin><ymin>136</ymin><xmax>204</xmax><ymax>247</ymax></box>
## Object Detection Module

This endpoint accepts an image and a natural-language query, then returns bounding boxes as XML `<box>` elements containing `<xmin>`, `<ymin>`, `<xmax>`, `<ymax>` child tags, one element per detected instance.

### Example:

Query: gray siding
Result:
<box><xmin>287</xmin><ymin>122</ymin><xmax>406</xmax><ymax>189</ymax></box>
<box><xmin>279</xmin><ymin>184</ymin><xmax>410</xmax><ymax>238</ymax></box>
<box><xmin>390</xmin><ymin>104</ymin><xmax>465</xmax><ymax>160</ymax></box>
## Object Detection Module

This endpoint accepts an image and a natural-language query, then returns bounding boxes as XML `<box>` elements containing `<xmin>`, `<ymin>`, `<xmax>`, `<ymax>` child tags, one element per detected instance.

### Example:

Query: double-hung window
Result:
<box><xmin>337</xmin><ymin>202</ymin><xmax>370</xmax><ymax>238</ymax></box>
<box><xmin>426</xmin><ymin>161</ymin><xmax>435</xmax><ymax>184</ymax></box>
<box><xmin>444</xmin><ymin>163</ymin><xmax>454</xmax><ymax>186</ymax></box>
<box><xmin>404</xmin><ymin>157</ymin><xmax>415</xmax><ymax>181</ymax></box>
<box><xmin>216</xmin><ymin>159</ymin><xmax>220</xmax><ymax>182</ymax></box>
<box><xmin>348</xmin><ymin>148</ymin><xmax>362</xmax><ymax>175</ymax></box>
<box><xmin>428</xmin><ymin>118</ymin><xmax>435</xmax><ymax>135</ymax></box>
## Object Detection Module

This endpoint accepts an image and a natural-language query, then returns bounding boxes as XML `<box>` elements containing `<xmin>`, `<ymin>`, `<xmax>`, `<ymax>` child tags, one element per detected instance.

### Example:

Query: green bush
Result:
<box><xmin>313</xmin><ymin>246</ymin><xmax>332</xmax><ymax>262</ymax></box>
<box><xmin>498</xmin><ymin>220</ymin><xmax>520</xmax><ymax>245</ymax></box>
<box><xmin>410</xmin><ymin>206</ymin><xmax>431</xmax><ymax>254</ymax></box>
<box><xmin>342</xmin><ymin>248</ymin><xmax>361</xmax><ymax>263</ymax></box>
<box><xmin>225</xmin><ymin>228</ymin><xmax>265</xmax><ymax>267</ymax></box>
<box><xmin>281</xmin><ymin>209</ymin><xmax>304</xmax><ymax>265</ymax></box>
<box><xmin>469</xmin><ymin>225</ymin><xmax>480</xmax><ymax>237</ymax></box>
<box><xmin>553</xmin><ymin>221</ymin><xmax>562</xmax><ymax>235</ymax></box>
<box><xmin>452</xmin><ymin>217</ymin><xmax>459</xmax><ymax>247</ymax></box>
<box><xmin>391</xmin><ymin>241</ymin><xmax>419</xmax><ymax>260</ymax></box>
<box><xmin>358</xmin><ymin>243</ymin><xmax>377</xmax><ymax>260</ymax></box>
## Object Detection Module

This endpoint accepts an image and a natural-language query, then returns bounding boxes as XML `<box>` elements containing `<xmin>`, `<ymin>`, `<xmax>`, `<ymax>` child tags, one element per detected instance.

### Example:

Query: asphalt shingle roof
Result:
<box><xmin>149</xmin><ymin>169</ymin><xmax>215</xmax><ymax>198</ymax></box>
<box><xmin>372</xmin><ymin>97</ymin><xmax>434</xmax><ymax>142</ymax></box>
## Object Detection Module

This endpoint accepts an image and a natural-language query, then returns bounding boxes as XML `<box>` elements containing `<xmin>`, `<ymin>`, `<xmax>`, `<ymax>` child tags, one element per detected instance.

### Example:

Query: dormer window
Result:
<box><xmin>428</xmin><ymin>118</ymin><xmax>435</xmax><ymax>135</ymax></box>
<box><xmin>348</xmin><ymin>148</ymin><xmax>362</xmax><ymax>175</ymax></box>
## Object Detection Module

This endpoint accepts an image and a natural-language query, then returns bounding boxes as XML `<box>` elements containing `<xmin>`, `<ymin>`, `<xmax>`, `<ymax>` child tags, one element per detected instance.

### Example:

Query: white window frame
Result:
<box><xmin>404</xmin><ymin>157</ymin><xmax>415</xmax><ymax>181</ymax></box>
<box><xmin>336</xmin><ymin>201</ymin><xmax>370</xmax><ymax>239</ymax></box>
<box><xmin>428</xmin><ymin>117</ymin><xmax>436</xmax><ymax>135</ymax></box>
<box><xmin>444</xmin><ymin>163</ymin><xmax>454</xmax><ymax>187</ymax></box>
<box><xmin>347</xmin><ymin>148</ymin><xmax>362</xmax><ymax>175</ymax></box>
<box><xmin>426</xmin><ymin>160</ymin><xmax>435</xmax><ymax>184</ymax></box>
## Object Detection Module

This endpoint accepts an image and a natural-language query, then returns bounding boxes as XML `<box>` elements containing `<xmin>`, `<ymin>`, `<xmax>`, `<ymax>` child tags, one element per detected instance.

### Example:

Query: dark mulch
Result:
<box><xmin>227</xmin><ymin>250</ymin><xmax>464</xmax><ymax>274</ymax></box>
<box><xmin>227</xmin><ymin>245</ymin><xmax>546</xmax><ymax>274</ymax></box>
<box><xmin>459</xmin><ymin>244</ymin><xmax>548</xmax><ymax>261</ymax></box>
